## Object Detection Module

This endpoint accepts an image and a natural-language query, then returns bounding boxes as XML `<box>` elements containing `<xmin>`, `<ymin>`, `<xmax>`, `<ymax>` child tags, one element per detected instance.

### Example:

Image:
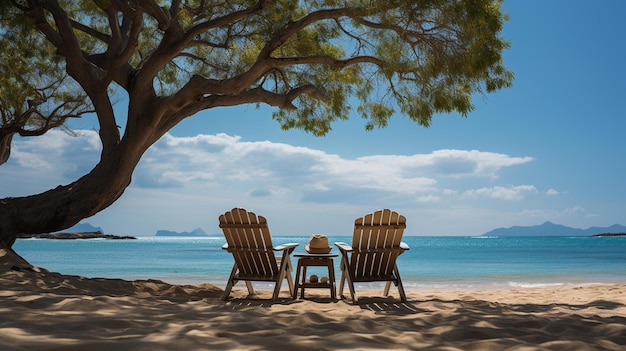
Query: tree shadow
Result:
<box><xmin>3</xmin><ymin>248</ymin><xmax>626</xmax><ymax>351</ymax></box>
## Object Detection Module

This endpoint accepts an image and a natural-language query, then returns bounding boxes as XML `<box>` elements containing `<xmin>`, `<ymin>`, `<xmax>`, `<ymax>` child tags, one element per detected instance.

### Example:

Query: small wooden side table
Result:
<box><xmin>293</xmin><ymin>253</ymin><xmax>338</xmax><ymax>300</ymax></box>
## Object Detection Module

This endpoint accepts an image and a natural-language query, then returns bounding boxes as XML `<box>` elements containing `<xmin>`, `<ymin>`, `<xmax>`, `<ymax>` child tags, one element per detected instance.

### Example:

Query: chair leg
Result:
<box><xmin>285</xmin><ymin>257</ymin><xmax>294</xmax><ymax>296</ymax></box>
<box><xmin>338</xmin><ymin>259</ymin><xmax>346</xmax><ymax>298</ymax></box>
<box><xmin>383</xmin><ymin>281</ymin><xmax>392</xmax><ymax>296</ymax></box>
<box><xmin>338</xmin><ymin>255</ymin><xmax>357</xmax><ymax>303</ymax></box>
<box><xmin>272</xmin><ymin>274</ymin><xmax>284</xmax><ymax>301</ymax></box>
<box><xmin>272</xmin><ymin>252</ymin><xmax>292</xmax><ymax>300</ymax></box>
<box><xmin>338</xmin><ymin>272</ymin><xmax>345</xmax><ymax>297</ymax></box>
<box><xmin>394</xmin><ymin>264</ymin><xmax>407</xmax><ymax>303</ymax></box>
<box><xmin>346</xmin><ymin>275</ymin><xmax>357</xmax><ymax>304</ymax></box>
<box><xmin>245</xmin><ymin>281</ymin><xmax>255</xmax><ymax>295</ymax></box>
<box><xmin>341</xmin><ymin>256</ymin><xmax>358</xmax><ymax>303</ymax></box>
<box><xmin>293</xmin><ymin>259</ymin><xmax>303</xmax><ymax>300</ymax></box>
<box><xmin>222</xmin><ymin>264</ymin><xmax>238</xmax><ymax>300</ymax></box>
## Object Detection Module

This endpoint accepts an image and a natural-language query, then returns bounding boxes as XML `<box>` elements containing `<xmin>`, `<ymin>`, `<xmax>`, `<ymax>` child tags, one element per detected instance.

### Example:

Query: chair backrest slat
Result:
<box><xmin>351</xmin><ymin>209</ymin><xmax>406</xmax><ymax>279</ymax></box>
<box><xmin>219</xmin><ymin>208</ymin><xmax>278</xmax><ymax>277</ymax></box>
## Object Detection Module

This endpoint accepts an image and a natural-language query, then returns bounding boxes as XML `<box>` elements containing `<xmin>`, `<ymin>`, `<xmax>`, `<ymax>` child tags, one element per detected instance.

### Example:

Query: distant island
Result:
<box><xmin>482</xmin><ymin>222</ymin><xmax>626</xmax><ymax>237</ymax></box>
<box><xmin>155</xmin><ymin>228</ymin><xmax>209</xmax><ymax>237</ymax></box>
<box><xmin>18</xmin><ymin>231</ymin><xmax>136</xmax><ymax>240</ymax></box>
<box><xmin>65</xmin><ymin>222</ymin><xmax>104</xmax><ymax>233</ymax></box>
<box><xmin>16</xmin><ymin>222</ymin><xmax>136</xmax><ymax>240</ymax></box>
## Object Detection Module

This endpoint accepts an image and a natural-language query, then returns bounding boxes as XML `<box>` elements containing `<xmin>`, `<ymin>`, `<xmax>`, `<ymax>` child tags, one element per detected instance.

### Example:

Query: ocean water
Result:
<box><xmin>12</xmin><ymin>235</ymin><xmax>626</xmax><ymax>290</ymax></box>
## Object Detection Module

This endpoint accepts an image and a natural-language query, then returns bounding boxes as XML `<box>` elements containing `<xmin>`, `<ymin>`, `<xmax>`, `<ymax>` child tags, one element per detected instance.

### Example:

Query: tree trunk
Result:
<box><xmin>0</xmin><ymin>139</ymin><xmax>145</xmax><ymax>248</ymax></box>
<box><xmin>0</xmin><ymin>131</ymin><xmax>14</xmax><ymax>166</ymax></box>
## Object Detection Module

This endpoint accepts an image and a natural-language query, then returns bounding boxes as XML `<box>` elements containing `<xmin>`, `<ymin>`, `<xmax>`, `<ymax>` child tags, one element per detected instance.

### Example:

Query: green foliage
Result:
<box><xmin>2</xmin><ymin>0</ymin><xmax>513</xmax><ymax>138</ymax></box>
<box><xmin>0</xmin><ymin>2</ymin><xmax>90</xmax><ymax>135</ymax></box>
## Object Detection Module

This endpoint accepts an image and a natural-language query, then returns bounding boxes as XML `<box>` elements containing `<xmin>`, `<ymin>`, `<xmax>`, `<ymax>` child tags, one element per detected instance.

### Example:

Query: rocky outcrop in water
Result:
<box><xmin>592</xmin><ymin>232</ymin><xmax>626</xmax><ymax>237</ymax></box>
<box><xmin>17</xmin><ymin>231</ymin><xmax>136</xmax><ymax>240</ymax></box>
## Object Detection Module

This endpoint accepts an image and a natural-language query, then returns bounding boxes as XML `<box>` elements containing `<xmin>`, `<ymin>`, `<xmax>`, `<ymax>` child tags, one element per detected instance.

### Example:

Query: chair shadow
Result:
<box><xmin>346</xmin><ymin>296</ymin><xmax>427</xmax><ymax>314</ymax></box>
<box><xmin>224</xmin><ymin>291</ymin><xmax>341</xmax><ymax>308</ymax></box>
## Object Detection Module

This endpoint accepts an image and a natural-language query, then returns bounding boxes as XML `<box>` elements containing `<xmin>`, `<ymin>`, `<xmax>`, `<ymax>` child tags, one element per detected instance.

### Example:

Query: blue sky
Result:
<box><xmin>2</xmin><ymin>1</ymin><xmax>625</xmax><ymax>236</ymax></box>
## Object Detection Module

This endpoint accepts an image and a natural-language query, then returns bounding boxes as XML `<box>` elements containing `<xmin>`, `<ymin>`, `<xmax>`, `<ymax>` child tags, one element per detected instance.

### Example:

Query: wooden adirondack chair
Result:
<box><xmin>219</xmin><ymin>208</ymin><xmax>298</xmax><ymax>301</ymax></box>
<box><xmin>335</xmin><ymin>209</ymin><xmax>409</xmax><ymax>303</ymax></box>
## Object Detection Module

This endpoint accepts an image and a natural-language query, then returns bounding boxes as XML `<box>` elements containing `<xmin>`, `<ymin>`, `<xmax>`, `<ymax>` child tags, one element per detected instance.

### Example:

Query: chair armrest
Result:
<box><xmin>400</xmin><ymin>242</ymin><xmax>410</xmax><ymax>251</ymax></box>
<box><xmin>334</xmin><ymin>242</ymin><xmax>353</xmax><ymax>253</ymax></box>
<box><xmin>274</xmin><ymin>243</ymin><xmax>299</xmax><ymax>252</ymax></box>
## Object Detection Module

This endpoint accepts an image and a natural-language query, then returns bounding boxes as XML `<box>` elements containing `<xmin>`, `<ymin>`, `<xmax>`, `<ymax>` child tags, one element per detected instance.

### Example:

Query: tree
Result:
<box><xmin>0</xmin><ymin>0</ymin><xmax>513</xmax><ymax>248</ymax></box>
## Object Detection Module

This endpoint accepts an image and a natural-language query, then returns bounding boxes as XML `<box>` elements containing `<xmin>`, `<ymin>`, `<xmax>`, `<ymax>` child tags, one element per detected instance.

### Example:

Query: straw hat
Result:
<box><xmin>305</xmin><ymin>234</ymin><xmax>332</xmax><ymax>254</ymax></box>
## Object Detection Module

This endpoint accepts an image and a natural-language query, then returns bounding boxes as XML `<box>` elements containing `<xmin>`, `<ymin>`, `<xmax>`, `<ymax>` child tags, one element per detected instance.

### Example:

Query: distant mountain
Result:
<box><xmin>155</xmin><ymin>228</ymin><xmax>208</xmax><ymax>237</ymax></box>
<box><xmin>61</xmin><ymin>222</ymin><xmax>104</xmax><ymax>234</ymax></box>
<box><xmin>482</xmin><ymin>221</ymin><xmax>626</xmax><ymax>237</ymax></box>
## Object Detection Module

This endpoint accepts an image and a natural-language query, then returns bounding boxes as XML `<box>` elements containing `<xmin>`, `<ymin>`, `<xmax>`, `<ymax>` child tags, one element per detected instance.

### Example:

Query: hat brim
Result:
<box><xmin>304</xmin><ymin>245</ymin><xmax>332</xmax><ymax>254</ymax></box>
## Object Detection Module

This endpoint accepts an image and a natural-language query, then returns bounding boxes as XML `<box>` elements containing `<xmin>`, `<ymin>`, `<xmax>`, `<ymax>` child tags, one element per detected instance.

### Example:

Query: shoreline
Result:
<box><xmin>3</xmin><ymin>245</ymin><xmax>626</xmax><ymax>350</ymax></box>
<box><xmin>163</xmin><ymin>279</ymin><xmax>625</xmax><ymax>293</ymax></box>
<box><xmin>79</xmin><ymin>271</ymin><xmax>626</xmax><ymax>293</ymax></box>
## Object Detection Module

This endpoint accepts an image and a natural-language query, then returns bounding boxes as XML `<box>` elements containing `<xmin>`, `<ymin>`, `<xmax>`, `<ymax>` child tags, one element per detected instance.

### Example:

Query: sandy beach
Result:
<box><xmin>2</xmin><ymin>245</ymin><xmax>625</xmax><ymax>351</ymax></box>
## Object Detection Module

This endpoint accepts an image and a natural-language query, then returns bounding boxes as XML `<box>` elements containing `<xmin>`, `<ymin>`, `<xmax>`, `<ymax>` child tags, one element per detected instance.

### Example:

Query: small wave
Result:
<box><xmin>508</xmin><ymin>282</ymin><xmax>564</xmax><ymax>288</ymax></box>
<box><xmin>507</xmin><ymin>281</ymin><xmax>613</xmax><ymax>289</ymax></box>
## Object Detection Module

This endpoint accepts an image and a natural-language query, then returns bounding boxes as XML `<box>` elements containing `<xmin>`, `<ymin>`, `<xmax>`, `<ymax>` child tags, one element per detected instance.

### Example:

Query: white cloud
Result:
<box><xmin>1</xmin><ymin>130</ymin><xmax>101</xmax><ymax>196</ymax></box>
<box><xmin>3</xmin><ymin>131</ymin><xmax>537</xmax><ymax>203</ymax></box>
<box><xmin>562</xmin><ymin>206</ymin><xmax>587</xmax><ymax>217</ymax></box>
<box><xmin>463</xmin><ymin>185</ymin><xmax>538</xmax><ymax>200</ymax></box>
<box><xmin>11</xmin><ymin>129</ymin><xmax>100</xmax><ymax>173</ymax></box>
<box><xmin>443</xmin><ymin>189</ymin><xmax>458</xmax><ymax>195</ymax></box>
<box><xmin>2</xmin><ymin>130</ymin><xmax>542</xmax><ymax>235</ymax></box>
<box><xmin>416</xmin><ymin>195</ymin><xmax>441</xmax><ymax>203</ymax></box>
<box><xmin>546</xmin><ymin>188</ymin><xmax>559</xmax><ymax>195</ymax></box>
<box><xmin>358</xmin><ymin>149</ymin><xmax>533</xmax><ymax>180</ymax></box>
<box><xmin>136</xmin><ymin>133</ymin><xmax>443</xmax><ymax>198</ymax></box>
<box><xmin>131</xmin><ymin>135</ymin><xmax>536</xmax><ymax>203</ymax></box>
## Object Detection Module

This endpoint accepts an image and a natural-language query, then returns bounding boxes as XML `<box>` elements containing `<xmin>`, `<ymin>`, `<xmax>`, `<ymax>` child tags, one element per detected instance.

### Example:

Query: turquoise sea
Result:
<box><xmin>13</xmin><ymin>235</ymin><xmax>626</xmax><ymax>290</ymax></box>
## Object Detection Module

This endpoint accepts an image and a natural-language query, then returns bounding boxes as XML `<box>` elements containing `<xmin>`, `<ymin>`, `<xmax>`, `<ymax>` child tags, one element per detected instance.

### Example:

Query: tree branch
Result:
<box><xmin>183</xmin><ymin>0</ymin><xmax>275</xmax><ymax>43</ymax></box>
<box><xmin>157</xmin><ymin>83</ymin><xmax>327</xmax><ymax>135</ymax></box>
<box><xmin>28</xmin><ymin>1</ymin><xmax>120</xmax><ymax>149</ymax></box>
<box><xmin>70</xmin><ymin>18</ymin><xmax>110</xmax><ymax>43</ymax></box>
<box><xmin>268</xmin><ymin>55</ymin><xmax>388</xmax><ymax>70</ymax></box>
<box><xmin>137</xmin><ymin>0</ymin><xmax>171</xmax><ymax>30</ymax></box>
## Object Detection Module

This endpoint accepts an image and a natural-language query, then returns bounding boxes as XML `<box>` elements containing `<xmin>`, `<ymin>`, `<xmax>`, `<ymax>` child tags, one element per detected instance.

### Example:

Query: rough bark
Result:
<box><xmin>0</xmin><ymin>132</ymin><xmax>13</xmax><ymax>165</ymax></box>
